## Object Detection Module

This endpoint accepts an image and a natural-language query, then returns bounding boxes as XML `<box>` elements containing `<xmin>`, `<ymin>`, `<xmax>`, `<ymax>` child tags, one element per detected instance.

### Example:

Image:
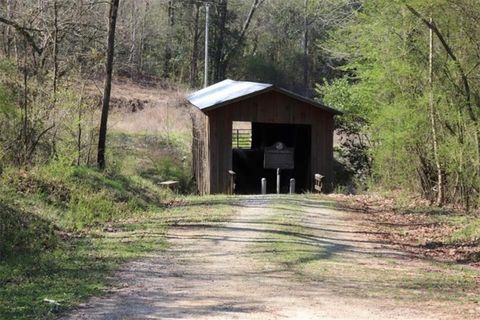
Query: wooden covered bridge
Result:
<box><xmin>188</xmin><ymin>79</ymin><xmax>340</xmax><ymax>195</ymax></box>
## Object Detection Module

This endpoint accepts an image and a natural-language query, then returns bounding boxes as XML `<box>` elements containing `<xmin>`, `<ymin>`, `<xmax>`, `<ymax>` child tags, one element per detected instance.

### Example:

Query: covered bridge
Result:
<box><xmin>188</xmin><ymin>79</ymin><xmax>341</xmax><ymax>195</ymax></box>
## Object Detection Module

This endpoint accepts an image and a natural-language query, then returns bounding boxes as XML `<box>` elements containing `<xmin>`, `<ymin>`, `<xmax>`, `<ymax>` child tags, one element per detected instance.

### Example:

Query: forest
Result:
<box><xmin>1</xmin><ymin>0</ymin><xmax>480</xmax><ymax>319</ymax></box>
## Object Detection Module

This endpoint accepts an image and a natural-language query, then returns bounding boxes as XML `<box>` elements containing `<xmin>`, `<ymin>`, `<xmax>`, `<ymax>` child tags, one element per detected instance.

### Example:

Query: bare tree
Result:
<box><xmin>427</xmin><ymin>16</ymin><xmax>444</xmax><ymax>206</ymax></box>
<box><xmin>163</xmin><ymin>0</ymin><xmax>175</xmax><ymax>79</ymax></box>
<box><xmin>97</xmin><ymin>0</ymin><xmax>120</xmax><ymax>170</ymax></box>
<box><xmin>216</xmin><ymin>0</ymin><xmax>265</xmax><ymax>81</ymax></box>
<box><xmin>190</xmin><ymin>1</ymin><xmax>201</xmax><ymax>87</ymax></box>
<box><xmin>303</xmin><ymin>0</ymin><xmax>309</xmax><ymax>94</ymax></box>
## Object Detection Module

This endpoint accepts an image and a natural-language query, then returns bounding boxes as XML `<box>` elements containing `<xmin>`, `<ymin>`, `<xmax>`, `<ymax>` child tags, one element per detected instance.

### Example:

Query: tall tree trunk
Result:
<box><xmin>204</xmin><ymin>3</ymin><xmax>210</xmax><ymax>87</ymax></box>
<box><xmin>10</xmin><ymin>0</ymin><xmax>18</xmax><ymax>64</ymax></box>
<box><xmin>22</xmin><ymin>34</ymin><xmax>28</xmax><ymax>164</ymax></box>
<box><xmin>4</xmin><ymin>0</ymin><xmax>14</xmax><ymax>58</ymax></box>
<box><xmin>213</xmin><ymin>0</ymin><xmax>227</xmax><ymax>82</ymax></box>
<box><xmin>52</xmin><ymin>0</ymin><xmax>58</xmax><ymax>106</ymax></box>
<box><xmin>190</xmin><ymin>2</ymin><xmax>200</xmax><ymax>88</ymax></box>
<box><xmin>50</xmin><ymin>0</ymin><xmax>59</xmax><ymax>157</ymax></box>
<box><xmin>97</xmin><ymin>0</ymin><xmax>120</xmax><ymax>170</ymax></box>
<box><xmin>428</xmin><ymin>17</ymin><xmax>443</xmax><ymax>206</ymax></box>
<box><xmin>222</xmin><ymin>0</ymin><xmax>263</xmax><ymax>75</ymax></box>
<box><xmin>128</xmin><ymin>0</ymin><xmax>137</xmax><ymax>70</ymax></box>
<box><xmin>407</xmin><ymin>5</ymin><xmax>474</xmax><ymax>123</ymax></box>
<box><xmin>303</xmin><ymin>0</ymin><xmax>309</xmax><ymax>95</ymax></box>
<box><xmin>164</xmin><ymin>0</ymin><xmax>175</xmax><ymax>79</ymax></box>
<box><xmin>138</xmin><ymin>1</ymin><xmax>148</xmax><ymax>73</ymax></box>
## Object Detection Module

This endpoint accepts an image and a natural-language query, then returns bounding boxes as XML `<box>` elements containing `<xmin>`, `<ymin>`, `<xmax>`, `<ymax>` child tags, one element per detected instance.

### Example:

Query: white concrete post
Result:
<box><xmin>289</xmin><ymin>178</ymin><xmax>295</xmax><ymax>194</ymax></box>
<box><xmin>276</xmin><ymin>168</ymin><xmax>281</xmax><ymax>194</ymax></box>
<box><xmin>261</xmin><ymin>178</ymin><xmax>267</xmax><ymax>195</ymax></box>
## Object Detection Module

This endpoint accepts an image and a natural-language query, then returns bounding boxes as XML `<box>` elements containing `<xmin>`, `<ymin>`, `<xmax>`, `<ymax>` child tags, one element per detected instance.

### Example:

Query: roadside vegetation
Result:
<box><xmin>314</xmin><ymin>0</ymin><xmax>480</xmax><ymax>267</ymax></box>
<box><xmin>0</xmin><ymin>79</ymin><xmax>235</xmax><ymax>319</ymax></box>
<box><xmin>0</xmin><ymin>146</ymin><xmax>235</xmax><ymax>319</ymax></box>
<box><xmin>253</xmin><ymin>196</ymin><xmax>480</xmax><ymax>305</ymax></box>
<box><xmin>317</xmin><ymin>1</ymin><xmax>480</xmax><ymax>211</ymax></box>
<box><xmin>1</xmin><ymin>0</ymin><xmax>480</xmax><ymax>318</ymax></box>
<box><xmin>0</xmin><ymin>191</ymin><xmax>235</xmax><ymax>319</ymax></box>
<box><xmin>333</xmin><ymin>194</ymin><xmax>480</xmax><ymax>264</ymax></box>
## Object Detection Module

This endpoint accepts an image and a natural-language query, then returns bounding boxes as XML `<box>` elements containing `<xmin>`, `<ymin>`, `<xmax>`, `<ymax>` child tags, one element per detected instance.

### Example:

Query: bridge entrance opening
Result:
<box><xmin>232</xmin><ymin>122</ymin><xmax>311</xmax><ymax>194</ymax></box>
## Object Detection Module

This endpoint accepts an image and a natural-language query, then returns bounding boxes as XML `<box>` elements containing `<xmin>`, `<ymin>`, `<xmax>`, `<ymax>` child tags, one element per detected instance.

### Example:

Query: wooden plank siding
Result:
<box><xmin>198</xmin><ymin>90</ymin><xmax>334</xmax><ymax>194</ymax></box>
<box><xmin>191</xmin><ymin>107</ymin><xmax>210</xmax><ymax>195</ymax></box>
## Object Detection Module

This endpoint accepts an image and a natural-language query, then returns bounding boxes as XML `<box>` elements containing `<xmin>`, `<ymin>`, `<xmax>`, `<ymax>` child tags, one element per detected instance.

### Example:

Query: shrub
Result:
<box><xmin>0</xmin><ymin>201</ymin><xmax>58</xmax><ymax>258</ymax></box>
<box><xmin>153</xmin><ymin>156</ymin><xmax>194</xmax><ymax>194</ymax></box>
<box><xmin>67</xmin><ymin>190</ymin><xmax>131</xmax><ymax>229</ymax></box>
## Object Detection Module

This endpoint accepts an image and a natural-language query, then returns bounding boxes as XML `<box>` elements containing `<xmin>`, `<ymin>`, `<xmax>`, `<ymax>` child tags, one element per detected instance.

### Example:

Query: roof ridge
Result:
<box><xmin>187</xmin><ymin>79</ymin><xmax>341</xmax><ymax>115</ymax></box>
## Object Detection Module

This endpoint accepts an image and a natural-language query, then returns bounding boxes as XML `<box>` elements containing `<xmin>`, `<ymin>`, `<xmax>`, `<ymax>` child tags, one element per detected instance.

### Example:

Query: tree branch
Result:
<box><xmin>223</xmin><ymin>0</ymin><xmax>264</xmax><ymax>66</ymax></box>
<box><xmin>405</xmin><ymin>5</ymin><xmax>475</xmax><ymax>122</ymax></box>
<box><xmin>0</xmin><ymin>16</ymin><xmax>43</xmax><ymax>55</ymax></box>
<box><xmin>27</xmin><ymin>124</ymin><xmax>55</xmax><ymax>159</ymax></box>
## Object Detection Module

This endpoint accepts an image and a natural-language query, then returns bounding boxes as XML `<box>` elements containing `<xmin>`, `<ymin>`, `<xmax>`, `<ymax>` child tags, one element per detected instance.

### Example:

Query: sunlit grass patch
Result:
<box><xmin>251</xmin><ymin>196</ymin><xmax>480</xmax><ymax>304</ymax></box>
<box><xmin>449</xmin><ymin>219</ymin><xmax>480</xmax><ymax>244</ymax></box>
<box><xmin>0</xmin><ymin>90</ymin><xmax>200</xmax><ymax>319</ymax></box>
<box><xmin>158</xmin><ymin>194</ymin><xmax>237</xmax><ymax>225</ymax></box>
<box><xmin>108</xmin><ymin>132</ymin><xmax>194</xmax><ymax>194</ymax></box>
<box><xmin>252</xmin><ymin>199</ymin><xmax>317</xmax><ymax>267</ymax></box>
<box><xmin>0</xmin><ymin>228</ymin><xmax>163</xmax><ymax>319</ymax></box>
<box><xmin>0</xmin><ymin>195</ymin><xmax>235</xmax><ymax>320</ymax></box>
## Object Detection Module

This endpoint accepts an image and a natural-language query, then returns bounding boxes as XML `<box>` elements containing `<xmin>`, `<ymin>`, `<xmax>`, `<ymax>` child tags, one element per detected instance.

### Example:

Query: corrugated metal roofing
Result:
<box><xmin>187</xmin><ymin>79</ymin><xmax>341</xmax><ymax>115</ymax></box>
<box><xmin>187</xmin><ymin>79</ymin><xmax>272</xmax><ymax>110</ymax></box>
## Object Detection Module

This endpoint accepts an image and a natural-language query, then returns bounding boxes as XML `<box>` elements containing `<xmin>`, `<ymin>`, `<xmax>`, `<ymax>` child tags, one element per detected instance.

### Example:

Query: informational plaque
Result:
<box><xmin>264</xmin><ymin>142</ymin><xmax>294</xmax><ymax>169</ymax></box>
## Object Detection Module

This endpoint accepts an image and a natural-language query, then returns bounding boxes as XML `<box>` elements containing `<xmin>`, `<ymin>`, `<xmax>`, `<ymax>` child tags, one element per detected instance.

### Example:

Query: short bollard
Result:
<box><xmin>276</xmin><ymin>168</ymin><xmax>281</xmax><ymax>194</ymax></box>
<box><xmin>289</xmin><ymin>178</ymin><xmax>295</xmax><ymax>194</ymax></box>
<box><xmin>261</xmin><ymin>178</ymin><xmax>267</xmax><ymax>195</ymax></box>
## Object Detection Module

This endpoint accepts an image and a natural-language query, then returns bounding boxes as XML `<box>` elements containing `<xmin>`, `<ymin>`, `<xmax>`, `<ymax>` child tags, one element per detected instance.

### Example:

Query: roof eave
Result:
<box><xmin>190</xmin><ymin>84</ymin><xmax>343</xmax><ymax>116</ymax></box>
<box><xmin>197</xmin><ymin>85</ymin><xmax>274</xmax><ymax>113</ymax></box>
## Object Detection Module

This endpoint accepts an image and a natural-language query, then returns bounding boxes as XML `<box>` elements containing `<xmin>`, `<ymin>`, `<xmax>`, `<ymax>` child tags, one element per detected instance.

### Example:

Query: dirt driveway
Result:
<box><xmin>63</xmin><ymin>195</ymin><xmax>479</xmax><ymax>320</ymax></box>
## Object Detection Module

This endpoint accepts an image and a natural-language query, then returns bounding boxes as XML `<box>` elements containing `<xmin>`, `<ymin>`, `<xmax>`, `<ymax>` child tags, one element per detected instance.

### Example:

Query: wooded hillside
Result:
<box><xmin>2</xmin><ymin>0</ymin><xmax>480</xmax><ymax>210</ymax></box>
<box><xmin>318</xmin><ymin>0</ymin><xmax>480</xmax><ymax>211</ymax></box>
<box><xmin>2</xmin><ymin>1</ymin><xmax>480</xmax><ymax>318</ymax></box>
<box><xmin>0</xmin><ymin>0</ymin><xmax>355</xmax><ymax>169</ymax></box>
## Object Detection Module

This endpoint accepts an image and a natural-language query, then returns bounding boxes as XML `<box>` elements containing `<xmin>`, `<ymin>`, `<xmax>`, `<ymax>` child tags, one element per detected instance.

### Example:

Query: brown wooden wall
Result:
<box><xmin>190</xmin><ymin>107</ymin><xmax>210</xmax><ymax>195</ymax></box>
<box><xmin>193</xmin><ymin>90</ymin><xmax>334</xmax><ymax>194</ymax></box>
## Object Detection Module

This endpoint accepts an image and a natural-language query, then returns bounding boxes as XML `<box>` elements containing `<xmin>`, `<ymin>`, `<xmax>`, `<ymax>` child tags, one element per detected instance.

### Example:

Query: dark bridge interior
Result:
<box><xmin>232</xmin><ymin>122</ymin><xmax>311</xmax><ymax>194</ymax></box>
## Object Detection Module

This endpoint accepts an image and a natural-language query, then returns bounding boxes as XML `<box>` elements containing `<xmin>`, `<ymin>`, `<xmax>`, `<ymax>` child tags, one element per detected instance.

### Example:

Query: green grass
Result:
<box><xmin>256</xmin><ymin>201</ymin><xmax>317</xmax><ymax>267</ymax></box>
<box><xmin>0</xmin><ymin>231</ymin><xmax>160</xmax><ymax>319</ymax></box>
<box><xmin>0</xmin><ymin>128</ymin><xmax>236</xmax><ymax>319</ymax></box>
<box><xmin>449</xmin><ymin>219</ymin><xmax>480</xmax><ymax>244</ymax></box>
<box><xmin>108</xmin><ymin>132</ymin><xmax>194</xmax><ymax>194</ymax></box>
<box><xmin>0</xmin><ymin>163</ymin><xmax>168</xmax><ymax>230</ymax></box>
<box><xmin>232</xmin><ymin>131</ymin><xmax>252</xmax><ymax>149</ymax></box>
<box><xmin>0</xmin><ymin>196</ymin><xmax>235</xmax><ymax>320</ymax></box>
<box><xmin>394</xmin><ymin>206</ymin><xmax>480</xmax><ymax>245</ymax></box>
<box><xmin>252</xmin><ymin>196</ymin><xmax>480</xmax><ymax>304</ymax></box>
<box><xmin>0</xmin><ymin>130</ymin><xmax>193</xmax><ymax>232</ymax></box>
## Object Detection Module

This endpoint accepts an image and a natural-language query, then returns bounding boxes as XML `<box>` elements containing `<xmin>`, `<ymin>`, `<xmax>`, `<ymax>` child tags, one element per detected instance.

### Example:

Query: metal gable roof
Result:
<box><xmin>187</xmin><ymin>79</ymin><xmax>272</xmax><ymax>110</ymax></box>
<box><xmin>187</xmin><ymin>79</ymin><xmax>341</xmax><ymax>115</ymax></box>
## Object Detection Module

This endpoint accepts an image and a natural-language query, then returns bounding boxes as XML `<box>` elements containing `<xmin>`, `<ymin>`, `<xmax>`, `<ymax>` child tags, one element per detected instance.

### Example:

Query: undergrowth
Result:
<box><xmin>0</xmin><ymin>193</ymin><xmax>235</xmax><ymax>319</ymax></box>
<box><xmin>0</xmin><ymin>128</ymin><xmax>208</xmax><ymax>319</ymax></box>
<box><xmin>392</xmin><ymin>203</ymin><xmax>480</xmax><ymax>248</ymax></box>
<box><xmin>252</xmin><ymin>196</ymin><xmax>480</xmax><ymax>304</ymax></box>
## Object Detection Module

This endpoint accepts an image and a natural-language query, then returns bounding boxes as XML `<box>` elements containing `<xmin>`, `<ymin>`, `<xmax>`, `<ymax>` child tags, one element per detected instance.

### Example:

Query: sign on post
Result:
<box><xmin>264</xmin><ymin>142</ymin><xmax>294</xmax><ymax>170</ymax></box>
